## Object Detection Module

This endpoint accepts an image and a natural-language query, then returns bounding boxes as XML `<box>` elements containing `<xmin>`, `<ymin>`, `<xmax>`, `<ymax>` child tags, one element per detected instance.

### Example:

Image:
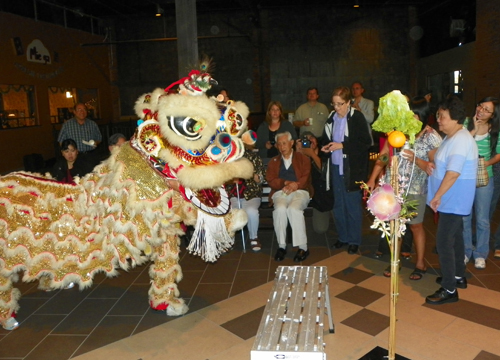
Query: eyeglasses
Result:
<box><xmin>477</xmin><ymin>103</ymin><xmax>493</xmax><ymax>114</ymax></box>
<box><xmin>331</xmin><ymin>102</ymin><xmax>345</xmax><ymax>108</ymax></box>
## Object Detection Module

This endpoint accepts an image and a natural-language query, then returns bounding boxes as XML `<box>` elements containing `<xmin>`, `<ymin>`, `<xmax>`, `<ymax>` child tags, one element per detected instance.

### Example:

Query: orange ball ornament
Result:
<box><xmin>387</xmin><ymin>130</ymin><xmax>406</xmax><ymax>148</ymax></box>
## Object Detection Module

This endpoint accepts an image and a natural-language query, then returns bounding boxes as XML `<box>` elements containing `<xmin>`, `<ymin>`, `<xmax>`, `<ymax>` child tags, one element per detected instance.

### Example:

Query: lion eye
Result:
<box><xmin>167</xmin><ymin>116</ymin><xmax>204</xmax><ymax>140</ymax></box>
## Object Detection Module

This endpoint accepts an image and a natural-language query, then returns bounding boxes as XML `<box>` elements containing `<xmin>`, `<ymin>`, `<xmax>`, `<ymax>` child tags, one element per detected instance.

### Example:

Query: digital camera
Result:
<box><xmin>301</xmin><ymin>137</ymin><xmax>311</xmax><ymax>148</ymax></box>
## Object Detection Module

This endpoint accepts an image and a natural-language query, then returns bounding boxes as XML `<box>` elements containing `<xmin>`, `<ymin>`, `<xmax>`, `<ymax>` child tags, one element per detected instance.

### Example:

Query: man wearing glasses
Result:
<box><xmin>58</xmin><ymin>103</ymin><xmax>102</xmax><ymax>154</ymax></box>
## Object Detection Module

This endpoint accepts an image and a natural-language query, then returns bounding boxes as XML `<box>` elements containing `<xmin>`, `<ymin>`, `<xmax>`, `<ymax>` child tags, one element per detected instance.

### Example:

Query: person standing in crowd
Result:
<box><xmin>293</xmin><ymin>87</ymin><xmax>330</xmax><ymax>137</ymax></box>
<box><xmin>226</xmin><ymin>145</ymin><xmax>266</xmax><ymax>252</ymax></box>
<box><xmin>58</xmin><ymin>103</ymin><xmax>102</xmax><ymax>153</ymax></box>
<box><xmin>463</xmin><ymin>97</ymin><xmax>500</xmax><ymax>269</ymax></box>
<box><xmin>489</xmin><ymin>106</ymin><xmax>500</xmax><ymax>259</ymax></box>
<box><xmin>296</xmin><ymin>131</ymin><xmax>333</xmax><ymax>234</ymax></box>
<box><xmin>366</xmin><ymin>99</ymin><xmax>442</xmax><ymax>280</ymax></box>
<box><xmin>351</xmin><ymin>81</ymin><xmax>375</xmax><ymax>130</ymax></box>
<box><xmin>219</xmin><ymin>88</ymin><xmax>231</xmax><ymax>103</ymax></box>
<box><xmin>51</xmin><ymin>138</ymin><xmax>94</xmax><ymax>183</ymax></box>
<box><xmin>255</xmin><ymin>101</ymin><xmax>297</xmax><ymax>165</ymax></box>
<box><xmin>321</xmin><ymin>86</ymin><xmax>372</xmax><ymax>254</ymax></box>
<box><xmin>266</xmin><ymin>131</ymin><xmax>312</xmax><ymax>262</ymax></box>
<box><xmin>108</xmin><ymin>133</ymin><xmax>127</xmax><ymax>152</ymax></box>
<box><xmin>351</xmin><ymin>81</ymin><xmax>376</xmax><ymax>146</ymax></box>
<box><xmin>426</xmin><ymin>96</ymin><xmax>477</xmax><ymax>305</ymax></box>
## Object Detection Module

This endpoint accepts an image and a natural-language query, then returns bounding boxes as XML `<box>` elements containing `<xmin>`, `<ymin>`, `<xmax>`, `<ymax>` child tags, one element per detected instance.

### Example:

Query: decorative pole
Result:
<box><xmin>367</xmin><ymin>90</ymin><xmax>423</xmax><ymax>360</ymax></box>
<box><xmin>388</xmin><ymin>153</ymin><xmax>400</xmax><ymax>360</ymax></box>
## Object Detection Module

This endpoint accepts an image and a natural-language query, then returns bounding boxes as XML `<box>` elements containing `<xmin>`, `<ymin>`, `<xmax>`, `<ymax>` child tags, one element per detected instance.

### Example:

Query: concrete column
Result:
<box><xmin>175</xmin><ymin>0</ymin><xmax>198</xmax><ymax>78</ymax></box>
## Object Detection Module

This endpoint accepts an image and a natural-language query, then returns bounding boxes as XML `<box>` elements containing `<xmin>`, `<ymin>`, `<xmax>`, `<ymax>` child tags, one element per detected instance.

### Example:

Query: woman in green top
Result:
<box><xmin>463</xmin><ymin>97</ymin><xmax>500</xmax><ymax>269</ymax></box>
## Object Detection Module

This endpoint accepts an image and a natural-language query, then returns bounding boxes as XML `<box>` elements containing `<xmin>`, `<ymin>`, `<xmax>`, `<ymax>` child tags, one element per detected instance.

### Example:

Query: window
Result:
<box><xmin>48</xmin><ymin>87</ymin><xmax>76</xmax><ymax>123</ymax></box>
<box><xmin>453</xmin><ymin>70</ymin><xmax>463</xmax><ymax>95</ymax></box>
<box><xmin>48</xmin><ymin>87</ymin><xmax>100</xmax><ymax>124</ymax></box>
<box><xmin>426</xmin><ymin>70</ymin><xmax>463</xmax><ymax>105</ymax></box>
<box><xmin>0</xmin><ymin>84</ymin><xmax>37</xmax><ymax>129</ymax></box>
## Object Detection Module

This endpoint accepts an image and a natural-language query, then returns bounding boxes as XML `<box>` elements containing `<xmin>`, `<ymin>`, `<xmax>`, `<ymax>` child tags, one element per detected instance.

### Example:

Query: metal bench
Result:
<box><xmin>251</xmin><ymin>266</ymin><xmax>334</xmax><ymax>360</ymax></box>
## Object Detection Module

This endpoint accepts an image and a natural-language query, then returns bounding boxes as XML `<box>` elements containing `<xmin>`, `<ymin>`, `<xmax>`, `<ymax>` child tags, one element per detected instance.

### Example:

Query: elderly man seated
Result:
<box><xmin>266</xmin><ymin>131</ymin><xmax>313</xmax><ymax>262</ymax></box>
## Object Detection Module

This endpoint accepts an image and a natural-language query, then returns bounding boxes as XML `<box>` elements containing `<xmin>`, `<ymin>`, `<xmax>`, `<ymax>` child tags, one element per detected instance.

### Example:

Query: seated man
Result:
<box><xmin>108</xmin><ymin>133</ymin><xmax>127</xmax><ymax>152</ymax></box>
<box><xmin>266</xmin><ymin>131</ymin><xmax>313</xmax><ymax>262</ymax></box>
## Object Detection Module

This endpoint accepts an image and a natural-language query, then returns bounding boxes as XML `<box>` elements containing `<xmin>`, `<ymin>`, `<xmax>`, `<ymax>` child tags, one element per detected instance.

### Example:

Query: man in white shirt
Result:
<box><xmin>351</xmin><ymin>82</ymin><xmax>375</xmax><ymax>145</ymax></box>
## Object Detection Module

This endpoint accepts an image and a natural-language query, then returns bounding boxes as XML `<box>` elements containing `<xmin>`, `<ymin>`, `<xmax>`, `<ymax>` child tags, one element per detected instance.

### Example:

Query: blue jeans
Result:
<box><xmin>490</xmin><ymin>163</ymin><xmax>500</xmax><ymax>250</ymax></box>
<box><xmin>331</xmin><ymin>165</ymin><xmax>363</xmax><ymax>245</ymax></box>
<box><xmin>463</xmin><ymin>179</ymin><xmax>493</xmax><ymax>259</ymax></box>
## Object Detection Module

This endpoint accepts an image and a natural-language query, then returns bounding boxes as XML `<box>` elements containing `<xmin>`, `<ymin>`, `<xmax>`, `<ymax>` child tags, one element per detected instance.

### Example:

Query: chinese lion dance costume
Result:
<box><xmin>0</xmin><ymin>63</ymin><xmax>256</xmax><ymax>330</ymax></box>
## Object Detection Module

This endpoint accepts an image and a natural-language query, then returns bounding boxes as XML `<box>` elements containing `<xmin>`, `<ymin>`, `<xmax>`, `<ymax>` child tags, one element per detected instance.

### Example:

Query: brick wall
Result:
<box><xmin>474</xmin><ymin>0</ymin><xmax>500</xmax><ymax>100</ymax></box>
<box><xmin>416</xmin><ymin>0</ymin><xmax>500</xmax><ymax>112</ymax></box>
<box><xmin>114</xmin><ymin>4</ymin><xmax>412</xmax><ymax>117</ymax></box>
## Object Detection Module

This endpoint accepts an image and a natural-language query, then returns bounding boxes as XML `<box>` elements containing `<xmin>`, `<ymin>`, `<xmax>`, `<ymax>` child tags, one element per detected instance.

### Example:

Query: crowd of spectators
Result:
<box><xmin>228</xmin><ymin>85</ymin><xmax>500</xmax><ymax>307</ymax></box>
<box><xmin>50</xmin><ymin>87</ymin><xmax>500</xmax><ymax>305</ymax></box>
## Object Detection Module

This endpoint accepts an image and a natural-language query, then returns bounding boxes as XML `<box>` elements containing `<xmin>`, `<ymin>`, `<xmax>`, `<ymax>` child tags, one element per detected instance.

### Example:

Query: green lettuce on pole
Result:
<box><xmin>372</xmin><ymin>90</ymin><xmax>422</xmax><ymax>144</ymax></box>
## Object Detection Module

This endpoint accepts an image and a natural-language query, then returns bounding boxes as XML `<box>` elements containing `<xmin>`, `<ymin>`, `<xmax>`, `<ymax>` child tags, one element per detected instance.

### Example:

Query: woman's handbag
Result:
<box><xmin>476</xmin><ymin>155</ymin><xmax>489</xmax><ymax>187</ymax></box>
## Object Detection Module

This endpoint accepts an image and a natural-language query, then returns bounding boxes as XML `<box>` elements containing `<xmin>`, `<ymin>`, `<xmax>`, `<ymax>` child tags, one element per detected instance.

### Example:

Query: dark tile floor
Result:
<box><xmin>2</xmin><ymin>205</ymin><xmax>500</xmax><ymax>359</ymax></box>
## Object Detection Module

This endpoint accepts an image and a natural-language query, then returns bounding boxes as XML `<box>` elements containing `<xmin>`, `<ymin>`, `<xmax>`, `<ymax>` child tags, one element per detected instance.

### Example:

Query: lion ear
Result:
<box><xmin>231</xmin><ymin>101</ymin><xmax>250</xmax><ymax>119</ymax></box>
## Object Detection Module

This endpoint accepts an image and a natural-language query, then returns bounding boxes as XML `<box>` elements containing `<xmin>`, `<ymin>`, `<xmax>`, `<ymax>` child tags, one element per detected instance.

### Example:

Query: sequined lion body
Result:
<box><xmin>0</xmin><ymin>68</ymin><xmax>255</xmax><ymax>329</ymax></box>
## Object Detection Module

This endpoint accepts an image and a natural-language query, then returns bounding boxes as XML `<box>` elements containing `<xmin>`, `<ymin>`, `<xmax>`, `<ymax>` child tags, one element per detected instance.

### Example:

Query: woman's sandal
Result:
<box><xmin>383</xmin><ymin>264</ymin><xmax>401</xmax><ymax>277</ymax></box>
<box><xmin>409</xmin><ymin>267</ymin><xmax>427</xmax><ymax>281</ymax></box>
<box><xmin>401</xmin><ymin>252</ymin><xmax>412</xmax><ymax>260</ymax></box>
<box><xmin>250</xmin><ymin>239</ymin><xmax>261</xmax><ymax>252</ymax></box>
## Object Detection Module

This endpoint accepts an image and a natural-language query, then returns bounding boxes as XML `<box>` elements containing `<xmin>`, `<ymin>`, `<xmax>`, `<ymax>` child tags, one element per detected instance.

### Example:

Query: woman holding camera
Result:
<box><xmin>320</xmin><ymin>87</ymin><xmax>372</xmax><ymax>254</ymax></box>
<box><xmin>296</xmin><ymin>131</ymin><xmax>333</xmax><ymax>234</ymax></box>
<box><xmin>256</xmin><ymin>101</ymin><xmax>297</xmax><ymax>166</ymax></box>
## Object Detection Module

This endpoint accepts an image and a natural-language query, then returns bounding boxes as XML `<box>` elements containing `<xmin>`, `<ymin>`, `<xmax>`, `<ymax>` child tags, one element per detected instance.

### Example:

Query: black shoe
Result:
<box><xmin>425</xmin><ymin>287</ymin><xmax>459</xmax><ymax>305</ymax></box>
<box><xmin>348</xmin><ymin>244</ymin><xmax>359</xmax><ymax>254</ymax></box>
<box><xmin>333</xmin><ymin>241</ymin><xmax>348</xmax><ymax>249</ymax></box>
<box><xmin>436</xmin><ymin>276</ymin><xmax>467</xmax><ymax>289</ymax></box>
<box><xmin>274</xmin><ymin>248</ymin><xmax>287</xmax><ymax>262</ymax></box>
<box><xmin>293</xmin><ymin>249</ymin><xmax>310</xmax><ymax>262</ymax></box>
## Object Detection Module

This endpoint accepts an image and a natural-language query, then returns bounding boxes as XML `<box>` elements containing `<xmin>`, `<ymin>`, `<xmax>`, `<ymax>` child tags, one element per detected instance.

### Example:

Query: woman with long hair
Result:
<box><xmin>367</xmin><ymin>96</ymin><xmax>442</xmax><ymax>279</ymax></box>
<box><xmin>463</xmin><ymin>97</ymin><xmax>500</xmax><ymax>269</ymax></box>
<box><xmin>255</xmin><ymin>101</ymin><xmax>297</xmax><ymax>164</ymax></box>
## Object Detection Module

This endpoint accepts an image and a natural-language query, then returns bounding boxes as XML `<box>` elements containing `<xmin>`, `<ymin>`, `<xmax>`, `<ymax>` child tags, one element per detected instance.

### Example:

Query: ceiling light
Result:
<box><xmin>354</xmin><ymin>0</ymin><xmax>360</xmax><ymax>7</ymax></box>
<box><xmin>156</xmin><ymin>4</ymin><xmax>164</xmax><ymax>17</ymax></box>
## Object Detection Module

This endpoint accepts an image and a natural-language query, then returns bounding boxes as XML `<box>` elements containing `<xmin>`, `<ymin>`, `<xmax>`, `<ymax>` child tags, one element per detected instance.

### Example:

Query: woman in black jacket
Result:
<box><xmin>320</xmin><ymin>86</ymin><xmax>372</xmax><ymax>254</ymax></box>
<box><xmin>51</xmin><ymin>139</ymin><xmax>94</xmax><ymax>183</ymax></box>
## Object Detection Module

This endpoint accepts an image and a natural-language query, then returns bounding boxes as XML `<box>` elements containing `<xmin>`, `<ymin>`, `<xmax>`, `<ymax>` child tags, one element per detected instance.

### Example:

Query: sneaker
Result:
<box><xmin>464</xmin><ymin>255</ymin><xmax>469</xmax><ymax>265</ymax></box>
<box><xmin>494</xmin><ymin>249</ymin><xmax>500</xmax><ymax>259</ymax></box>
<box><xmin>475</xmin><ymin>258</ymin><xmax>486</xmax><ymax>269</ymax></box>
<box><xmin>425</xmin><ymin>287</ymin><xmax>459</xmax><ymax>305</ymax></box>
